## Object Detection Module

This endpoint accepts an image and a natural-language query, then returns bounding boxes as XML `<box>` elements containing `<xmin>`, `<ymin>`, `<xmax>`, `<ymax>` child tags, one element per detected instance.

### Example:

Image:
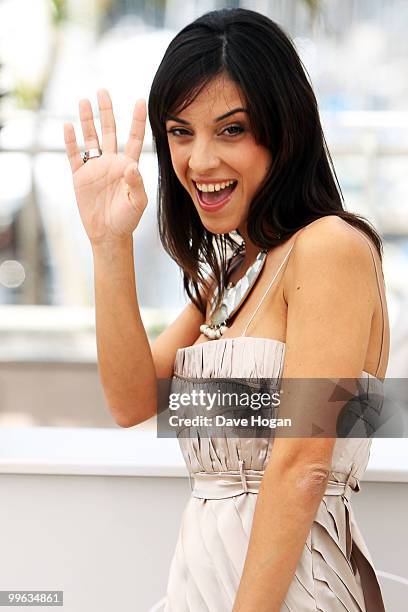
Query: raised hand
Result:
<box><xmin>63</xmin><ymin>89</ymin><xmax>148</xmax><ymax>245</ymax></box>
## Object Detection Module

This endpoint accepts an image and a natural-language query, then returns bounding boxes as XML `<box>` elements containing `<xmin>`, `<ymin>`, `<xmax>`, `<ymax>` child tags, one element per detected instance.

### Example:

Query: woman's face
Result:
<box><xmin>165</xmin><ymin>75</ymin><xmax>272</xmax><ymax>236</ymax></box>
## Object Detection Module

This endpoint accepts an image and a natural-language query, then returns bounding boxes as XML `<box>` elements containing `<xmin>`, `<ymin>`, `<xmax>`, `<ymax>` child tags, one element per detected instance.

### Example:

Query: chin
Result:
<box><xmin>193</xmin><ymin>204</ymin><xmax>244</xmax><ymax>236</ymax></box>
<box><xmin>199</xmin><ymin>216</ymin><xmax>239</xmax><ymax>235</ymax></box>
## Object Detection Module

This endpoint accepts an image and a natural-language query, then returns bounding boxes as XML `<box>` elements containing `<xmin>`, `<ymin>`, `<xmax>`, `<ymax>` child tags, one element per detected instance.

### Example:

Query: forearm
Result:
<box><xmin>92</xmin><ymin>236</ymin><xmax>157</xmax><ymax>427</ymax></box>
<box><xmin>233</xmin><ymin>459</ymin><xmax>329</xmax><ymax>611</ymax></box>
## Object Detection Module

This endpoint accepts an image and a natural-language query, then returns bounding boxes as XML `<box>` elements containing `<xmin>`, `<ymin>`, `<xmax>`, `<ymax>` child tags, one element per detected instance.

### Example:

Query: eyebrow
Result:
<box><xmin>165</xmin><ymin>107</ymin><xmax>248</xmax><ymax>125</ymax></box>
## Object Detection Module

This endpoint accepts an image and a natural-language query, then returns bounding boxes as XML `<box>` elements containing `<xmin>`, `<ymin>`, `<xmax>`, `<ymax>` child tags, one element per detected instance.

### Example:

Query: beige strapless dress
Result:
<box><xmin>164</xmin><ymin>224</ymin><xmax>387</xmax><ymax>611</ymax></box>
<box><xmin>163</xmin><ymin>337</ymin><xmax>386</xmax><ymax>612</ymax></box>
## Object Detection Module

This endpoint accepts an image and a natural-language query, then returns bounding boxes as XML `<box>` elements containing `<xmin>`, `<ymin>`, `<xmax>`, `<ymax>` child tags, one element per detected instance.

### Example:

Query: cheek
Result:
<box><xmin>241</xmin><ymin>160</ymin><xmax>263</xmax><ymax>185</ymax></box>
<box><xmin>252</xmin><ymin>150</ymin><xmax>272</xmax><ymax>180</ymax></box>
<box><xmin>241</xmin><ymin>145</ymin><xmax>270</xmax><ymax>174</ymax></box>
<box><xmin>242</xmin><ymin>150</ymin><xmax>271</xmax><ymax>194</ymax></box>
<box><xmin>168</xmin><ymin>148</ymin><xmax>185</xmax><ymax>184</ymax></box>
<box><xmin>169</xmin><ymin>146</ymin><xmax>189</xmax><ymax>183</ymax></box>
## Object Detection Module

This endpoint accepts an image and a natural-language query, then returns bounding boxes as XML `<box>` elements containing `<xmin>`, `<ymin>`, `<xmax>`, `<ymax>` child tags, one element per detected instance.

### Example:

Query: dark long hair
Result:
<box><xmin>148</xmin><ymin>8</ymin><xmax>383</xmax><ymax>316</ymax></box>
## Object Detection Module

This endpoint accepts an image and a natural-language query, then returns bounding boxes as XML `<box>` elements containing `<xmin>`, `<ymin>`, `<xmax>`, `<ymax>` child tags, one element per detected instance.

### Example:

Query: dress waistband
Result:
<box><xmin>189</xmin><ymin>460</ymin><xmax>360</xmax><ymax>501</ymax></box>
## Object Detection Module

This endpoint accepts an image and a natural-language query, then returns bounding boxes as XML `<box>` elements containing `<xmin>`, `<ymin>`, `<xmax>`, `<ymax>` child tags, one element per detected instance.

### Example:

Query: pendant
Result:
<box><xmin>200</xmin><ymin>248</ymin><xmax>269</xmax><ymax>340</ymax></box>
<box><xmin>199</xmin><ymin>322</ymin><xmax>228</xmax><ymax>339</ymax></box>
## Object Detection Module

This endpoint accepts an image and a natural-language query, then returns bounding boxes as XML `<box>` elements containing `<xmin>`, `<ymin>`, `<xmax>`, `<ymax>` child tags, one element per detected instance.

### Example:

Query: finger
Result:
<box><xmin>63</xmin><ymin>123</ymin><xmax>83</xmax><ymax>173</ymax></box>
<box><xmin>79</xmin><ymin>98</ymin><xmax>101</xmax><ymax>152</ymax></box>
<box><xmin>97</xmin><ymin>88</ymin><xmax>117</xmax><ymax>154</ymax></box>
<box><xmin>124</xmin><ymin>163</ymin><xmax>148</xmax><ymax>210</ymax></box>
<box><xmin>124</xmin><ymin>99</ymin><xmax>146</xmax><ymax>161</ymax></box>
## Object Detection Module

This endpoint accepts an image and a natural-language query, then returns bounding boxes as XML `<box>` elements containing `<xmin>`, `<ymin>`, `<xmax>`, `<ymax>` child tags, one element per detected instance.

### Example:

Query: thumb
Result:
<box><xmin>124</xmin><ymin>162</ymin><xmax>142</xmax><ymax>188</ymax></box>
<box><xmin>123</xmin><ymin>162</ymin><xmax>148</xmax><ymax>212</ymax></box>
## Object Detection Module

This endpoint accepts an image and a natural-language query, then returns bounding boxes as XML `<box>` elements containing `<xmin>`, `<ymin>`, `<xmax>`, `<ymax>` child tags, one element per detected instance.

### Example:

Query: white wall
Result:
<box><xmin>0</xmin><ymin>430</ymin><xmax>406</xmax><ymax>611</ymax></box>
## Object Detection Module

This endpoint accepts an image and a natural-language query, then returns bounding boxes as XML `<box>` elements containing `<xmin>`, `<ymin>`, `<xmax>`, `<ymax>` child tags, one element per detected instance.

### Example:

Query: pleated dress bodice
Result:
<box><xmin>173</xmin><ymin>335</ymin><xmax>382</xmax><ymax>483</ymax></box>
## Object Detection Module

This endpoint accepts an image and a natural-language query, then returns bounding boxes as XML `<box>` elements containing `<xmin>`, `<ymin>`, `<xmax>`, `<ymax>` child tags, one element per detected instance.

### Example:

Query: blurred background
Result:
<box><xmin>0</xmin><ymin>0</ymin><xmax>407</xmax><ymax>427</ymax></box>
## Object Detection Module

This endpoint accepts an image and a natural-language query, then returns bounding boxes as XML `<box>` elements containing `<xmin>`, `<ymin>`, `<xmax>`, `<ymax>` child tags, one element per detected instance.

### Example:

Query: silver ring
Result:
<box><xmin>82</xmin><ymin>148</ymin><xmax>102</xmax><ymax>163</ymax></box>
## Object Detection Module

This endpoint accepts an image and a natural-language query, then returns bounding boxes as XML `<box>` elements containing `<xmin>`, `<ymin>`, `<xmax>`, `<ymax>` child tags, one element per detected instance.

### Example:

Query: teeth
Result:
<box><xmin>195</xmin><ymin>180</ymin><xmax>236</xmax><ymax>193</ymax></box>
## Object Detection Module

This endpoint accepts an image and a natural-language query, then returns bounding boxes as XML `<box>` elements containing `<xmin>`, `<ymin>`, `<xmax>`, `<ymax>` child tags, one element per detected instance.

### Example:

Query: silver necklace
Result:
<box><xmin>199</xmin><ymin>247</ymin><xmax>269</xmax><ymax>340</ymax></box>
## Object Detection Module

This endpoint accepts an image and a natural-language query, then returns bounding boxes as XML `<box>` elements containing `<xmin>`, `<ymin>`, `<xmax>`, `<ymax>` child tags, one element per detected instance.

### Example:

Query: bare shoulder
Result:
<box><xmin>285</xmin><ymin>215</ymin><xmax>377</xmax><ymax>304</ymax></box>
<box><xmin>295</xmin><ymin>214</ymin><xmax>374</xmax><ymax>256</ymax></box>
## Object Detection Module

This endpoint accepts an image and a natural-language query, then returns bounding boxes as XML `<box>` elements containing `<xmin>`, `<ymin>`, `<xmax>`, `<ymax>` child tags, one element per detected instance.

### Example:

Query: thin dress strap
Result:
<box><xmin>347</xmin><ymin>225</ymin><xmax>386</xmax><ymax>378</ymax></box>
<box><xmin>240</xmin><ymin>224</ymin><xmax>386</xmax><ymax>377</ymax></box>
<box><xmin>240</xmin><ymin>244</ymin><xmax>295</xmax><ymax>337</ymax></box>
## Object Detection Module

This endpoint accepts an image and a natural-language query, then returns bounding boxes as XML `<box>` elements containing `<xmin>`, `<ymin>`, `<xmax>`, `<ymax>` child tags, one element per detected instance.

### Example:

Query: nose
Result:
<box><xmin>188</xmin><ymin>138</ymin><xmax>220</xmax><ymax>174</ymax></box>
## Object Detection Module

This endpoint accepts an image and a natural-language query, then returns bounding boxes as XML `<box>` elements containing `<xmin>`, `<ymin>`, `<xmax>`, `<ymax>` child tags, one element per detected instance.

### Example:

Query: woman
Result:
<box><xmin>64</xmin><ymin>8</ymin><xmax>389</xmax><ymax>611</ymax></box>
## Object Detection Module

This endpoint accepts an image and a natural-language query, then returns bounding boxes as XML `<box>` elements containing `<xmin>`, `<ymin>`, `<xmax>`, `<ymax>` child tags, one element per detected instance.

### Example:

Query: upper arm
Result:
<box><xmin>150</xmin><ymin>260</ymin><xmax>222</xmax><ymax>379</ymax></box>
<box><xmin>150</xmin><ymin>291</ymin><xmax>207</xmax><ymax>380</ymax></box>
<box><xmin>271</xmin><ymin>218</ymin><xmax>376</xmax><ymax>473</ymax></box>
<box><xmin>151</xmin><ymin>249</ymin><xmax>239</xmax><ymax>379</ymax></box>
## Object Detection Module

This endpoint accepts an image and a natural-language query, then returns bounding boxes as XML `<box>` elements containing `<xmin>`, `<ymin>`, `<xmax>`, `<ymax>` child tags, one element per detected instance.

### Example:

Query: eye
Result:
<box><xmin>222</xmin><ymin>124</ymin><xmax>245</xmax><ymax>136</ymax></box>
<box><xmin>166</xmin><ymin>127</ymin><xmax>191</xmax><ymax>137</ymax></box>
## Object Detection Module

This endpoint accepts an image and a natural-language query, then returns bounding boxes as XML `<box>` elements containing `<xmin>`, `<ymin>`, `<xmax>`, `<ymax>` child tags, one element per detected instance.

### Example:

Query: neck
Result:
<box><xmin>236</xmin><ymin>228</ymin><xmax>266</xmax><ymax>267</ymax></box>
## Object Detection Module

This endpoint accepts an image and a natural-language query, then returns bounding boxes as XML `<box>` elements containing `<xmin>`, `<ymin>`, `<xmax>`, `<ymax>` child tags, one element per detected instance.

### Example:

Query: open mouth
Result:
<box><xmin>193</xmin><ymin>180</ymin><xmax>238</xmax><ymax>208</ymax></box>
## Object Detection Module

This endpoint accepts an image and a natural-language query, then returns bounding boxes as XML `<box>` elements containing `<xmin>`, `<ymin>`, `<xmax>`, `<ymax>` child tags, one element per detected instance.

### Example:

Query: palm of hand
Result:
<box><xmin>73</xmin><ymin>152</ymin><xmax>143</xmax><ymax>242</ymax></box>
<box><xmin>64</xmin><ymin>89</ymin><xmax>148</xmax><ymax>244</ymax></box>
